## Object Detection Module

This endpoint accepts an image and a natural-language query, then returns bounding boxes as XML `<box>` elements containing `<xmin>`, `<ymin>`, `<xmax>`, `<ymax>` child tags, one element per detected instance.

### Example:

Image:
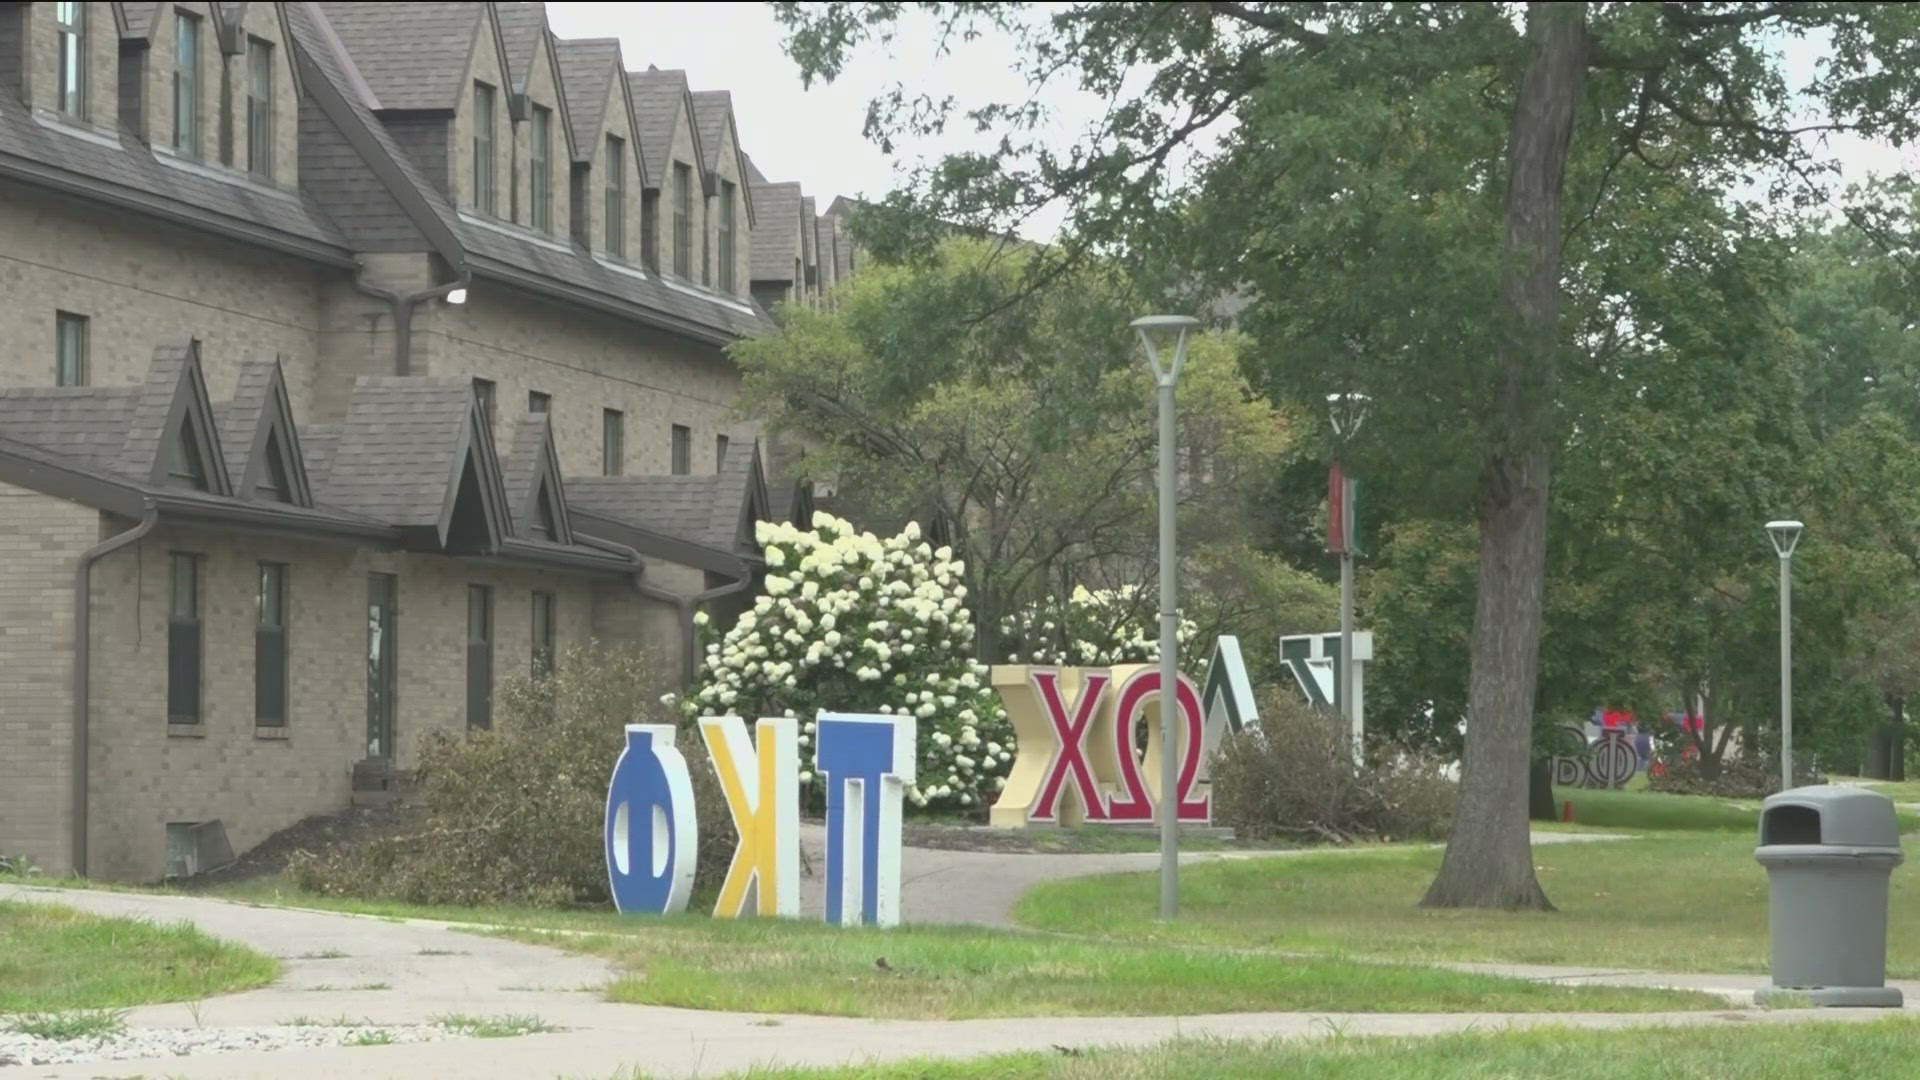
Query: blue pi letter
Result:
<box><xmin>815</xmin><ymin>712</ymin><xmax>917</xmax><ymax>926</ymax></box>
<box><xmin>605</xmin><ymin>724</ymin><xmax>696</xmax><ymax>915</ymax></box>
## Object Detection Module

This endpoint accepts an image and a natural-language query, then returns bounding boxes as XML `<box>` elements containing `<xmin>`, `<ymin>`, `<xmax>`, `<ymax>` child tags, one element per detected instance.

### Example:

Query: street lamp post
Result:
<box><xmin>1133</xmin><ymin>314</ymin><xmax>1200</xmax><ymax>922</ymax></box>
<box><xmin>1329</xmin><ymin>393</ymin><xmax>1369</xmax><ymax>765</ymax></box>
<box><xmin>1766</xmin><ymin>520</ymin><xmax>1804</xmax><ymax>791</ymax></box>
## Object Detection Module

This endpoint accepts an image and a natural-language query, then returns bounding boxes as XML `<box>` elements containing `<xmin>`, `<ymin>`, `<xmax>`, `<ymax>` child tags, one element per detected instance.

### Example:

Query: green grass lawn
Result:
<box><xmin>500</xmin><ymin>917</ymin><xmax>1710</xmax><ymax>1019</ymax></box>
<box><xmin>718</xmin><ymin>1018</ymin><xmax>1920</xmax><ymax>1079</ymax></box>
<box><xmin>0</xmin><ymin>901</ymin><xmax>278</xmax><ymax>1012</ymax></box>
<box><xmin>1018</xmin><ymin>830</ymin><xmax>1920</xmax><ymax>976</ymax></box>
<box><xmin>1834</xmin><ymin>776</ymin><xmax>1920</xmax><ymax>804</ymax></box>
<box><xmin>1542</xmin><ymin>784</ymin><xmax>1920</xmax><ymax>834</ymax></box>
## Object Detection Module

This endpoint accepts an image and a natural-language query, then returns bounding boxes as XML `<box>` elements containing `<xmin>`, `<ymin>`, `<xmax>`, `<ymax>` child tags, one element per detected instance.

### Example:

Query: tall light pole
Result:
<box><xmin>1133</xmin><ymin>314</ymin><xmax>1199</xmax><ymax>922</ymax></box>
<box><xmin>1766</xmin><ymin>520</ymin><xmax>1804</xmax><ymax>790</ymax></box>
<box><xmin>1329</xmin><ymin>392</ymin><xmax>1369</xmax><ymax>765</ymax></box>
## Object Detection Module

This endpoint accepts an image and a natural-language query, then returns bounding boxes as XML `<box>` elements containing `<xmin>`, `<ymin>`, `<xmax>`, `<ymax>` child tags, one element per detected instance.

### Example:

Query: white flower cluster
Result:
<box><xmin>998</xmin><ymin>583</ymin><xmax>1199</xmax><ymax>667</ymax></box>
<box><xmin>686</xmin><ymin>513</ymin><xmax>1015</xmax><ymax>812</ymax></box>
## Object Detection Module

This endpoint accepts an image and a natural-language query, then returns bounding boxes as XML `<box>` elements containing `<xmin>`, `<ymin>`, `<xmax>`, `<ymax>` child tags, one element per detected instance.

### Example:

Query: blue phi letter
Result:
<box><xmin>814</xmin><ymin>712</ymin><xmax>917</xmax><ymax>926</ymax></box>
<box><xmin>605</xmin><ymin>724</ymin><xmax>696</xmax><ymax>915</ymax></box>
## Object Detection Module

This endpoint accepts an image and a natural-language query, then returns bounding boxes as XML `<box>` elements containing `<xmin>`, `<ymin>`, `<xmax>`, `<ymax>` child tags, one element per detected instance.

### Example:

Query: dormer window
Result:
<box><xmin>530</xmin><ymin>105</ymin><xmax>552</xmax><ymax>233</ymax></box>
<box><xmin>170</xmin><ymin>414</ymin><xmax>208</xmax><ymax>491</ymax></box>
<box><xmin>173</xmin><ymin>10</ymin><xmax>202</xmax><ymax>158</ymax></box>
<box><xmin>473</xmin><ymin>81</ymin><xmax>497</xmax><ymax>215</ymax></box>
<box><xmin>605</xmin><ymin>134</ymin><xmax>626</xmax><ymax>258</ymax></box>
<box><xmin>672</xmin><ymin>161</ymin><xmax>692</xmax><ymax>277</ymax></box>
<box><xmin>246</xmin><ymin>38</ymin><xmax>274</xmax><ymax>179</ymax></box>
<box><xmin>257</xmin><ymin>430</ymin><xmax>294</xmax><ymax>502</ymax></box>
<box><xmin>717</xmin><ymin>180</ymin><xmax>736</xmax><ymax>295</ymax></box>
<box><xmin>55</xmin><ymin>2</ymin><xmax>85</xmax><ymax>118</ymax></box>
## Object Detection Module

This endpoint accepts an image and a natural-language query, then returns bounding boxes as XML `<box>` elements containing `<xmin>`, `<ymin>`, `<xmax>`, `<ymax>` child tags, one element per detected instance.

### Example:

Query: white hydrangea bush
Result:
<box><xmin>681</xmin><ymin>513</ymin><xmax>1014</xmax><ymax>813</ymax></box>
<box><xmin>998</xmin><ymin>584</ymin><xmax>1198</xmax><ymax>667</ymax></box>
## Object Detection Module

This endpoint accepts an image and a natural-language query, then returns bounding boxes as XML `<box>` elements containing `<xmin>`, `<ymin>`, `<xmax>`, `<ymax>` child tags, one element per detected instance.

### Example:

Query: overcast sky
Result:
<box><xmin>545</xmin><ymin>2</ymin><xmax>1138</xmax><ymax>237</ymax></box>
<box><xmin>547</xmin><ymin>3</ymin><xmax>1915</xmax><ymax>236</ymax></box>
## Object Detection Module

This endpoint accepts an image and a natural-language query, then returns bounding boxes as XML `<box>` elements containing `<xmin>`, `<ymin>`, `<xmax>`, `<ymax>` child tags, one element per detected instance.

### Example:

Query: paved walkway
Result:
<box><xmin>3</xmin><ymin>831</ymin><xmax>1907</xmax><ymax>1078</ymax></box>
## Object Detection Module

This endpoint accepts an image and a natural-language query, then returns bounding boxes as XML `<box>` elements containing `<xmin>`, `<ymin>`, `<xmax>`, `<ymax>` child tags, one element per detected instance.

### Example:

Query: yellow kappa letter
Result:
<box><xmin>699</xmin><ymin>715</ymin><xmax>800</xmax><ymax>917</ymax></box>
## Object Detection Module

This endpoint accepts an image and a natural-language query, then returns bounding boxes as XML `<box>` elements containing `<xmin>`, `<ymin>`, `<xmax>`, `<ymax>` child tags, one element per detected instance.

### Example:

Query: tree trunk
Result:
<box><xmin>1422</xmin><ymin>2</ymin><xmax>1587</xmax><ymax>911</ymax></box>
<box><xmin>1528</xmin><ymin>757</ymin><xmax>1558</xmax><ymax>821</ymax></box>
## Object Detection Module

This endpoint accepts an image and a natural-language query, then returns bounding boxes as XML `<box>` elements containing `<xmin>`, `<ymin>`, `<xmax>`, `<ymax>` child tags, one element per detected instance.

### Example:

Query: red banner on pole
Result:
<box><xmin>1329</xmin><ymin>463</ymin><xmax>1348</xmax><ymax>554</ymax></box>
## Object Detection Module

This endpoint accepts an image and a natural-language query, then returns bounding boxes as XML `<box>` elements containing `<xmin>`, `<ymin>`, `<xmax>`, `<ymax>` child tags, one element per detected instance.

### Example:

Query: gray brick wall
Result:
<box><xmin>0</xmin><ymin>481</ymin><xmax>96</xmax><ymax>875</ymax></box>
<box><xmin>80</xmin><ymin>522</ymin><xmax>658</xmax><ymax>881</ymax></box>
<box><xmin>0</xmin><ymin>182</ymin><xmax>330</xmax><ymax>412</ymax></box>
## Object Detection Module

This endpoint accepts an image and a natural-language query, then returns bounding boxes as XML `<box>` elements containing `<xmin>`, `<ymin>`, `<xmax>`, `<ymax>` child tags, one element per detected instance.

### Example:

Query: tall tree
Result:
<box><xmin>731</xmin><ymin>238</ymin><xmax>1290</xmax><ymax>654</ymax></box>
<box><xmin>776</xmin><ymin>1</ymin><xmax>1920</xmax><ymax>908</ymax></box>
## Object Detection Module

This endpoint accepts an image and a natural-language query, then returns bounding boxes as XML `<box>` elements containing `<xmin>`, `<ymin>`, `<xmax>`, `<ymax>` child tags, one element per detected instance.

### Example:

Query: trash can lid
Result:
<box><xmin>1761</xmin><ymin>785</ymin><xmax>1903</xmax><ymax>849</ymax></box>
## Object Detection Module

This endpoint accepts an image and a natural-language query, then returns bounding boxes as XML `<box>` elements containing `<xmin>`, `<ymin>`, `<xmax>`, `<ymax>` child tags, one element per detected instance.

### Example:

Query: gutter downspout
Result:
<box><xmin>577</xmin><ymin>532</ymin><xmax>754</xmax><ymax>687</ymax></box>
<box><xmin>72</xmin><ymin>500</ymin><xmax>159</xmax><ymax>877</ymax></box>
<box><xmin>353</xmin><ymin>268</ymin><xmax>470</xmax><ymax>377</ymax></box>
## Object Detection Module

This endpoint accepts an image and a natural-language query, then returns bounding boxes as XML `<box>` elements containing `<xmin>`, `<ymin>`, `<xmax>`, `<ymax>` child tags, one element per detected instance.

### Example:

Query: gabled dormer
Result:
<box><xmin>627</xmin><ymin>67</ymin><xmax>706</xmax><ymax>280</ymax></box>
<box><xmin>313</xmin><ymin>2</ymin><xmax>511</xmax><ymax>217</ymax></box>
<box><xmin>216</xmin><ymin>358</ymin><xmax>313</xmax><ymax>507</ymax></box>
<box><xmin>496</xmin><ymin>2</ymin><xmax>573</xmax><ymax>238</ymax></box>
<box><xmin>555</xmin><ymin>37</ymin><xmax>642</xmax><ymax>261</ymax></box>
<box><xmin>502</xmin><ymin>413</ymin><xmax>574</xmax><ymax>545</ymax></box>
<box><xmin>7</xmin><ymin>1</ymin><xmax>121</xmax><ymax>134</ymax></box>
<box><xmin>690</xmin><ymin>90</ymin><xmax>755</xmax><ymax>297</ymax></box>
<box><xmin>748</xmin><ymin>179</ymin><xmax>804</xmax><ymax>309</ymax></box>
<box><xmin>322</xmin><ymin>378</ymin><xmax>511</xmax><ymax>555</ymax></box>
<box><xmin>116</xmin><ymin>340</ymin><xmax>231</xmax><ymax>496</ymax></box>
<box><xmin>212</xmin><ymin>1</ymin><xmax>302</xmax><ymax>185</ymax></box>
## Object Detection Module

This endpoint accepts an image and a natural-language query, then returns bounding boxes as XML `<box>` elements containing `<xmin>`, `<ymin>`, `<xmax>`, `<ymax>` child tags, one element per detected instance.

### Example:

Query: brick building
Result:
<box><xmin>0</xmin><ymin>1</ymin><xmax>848</xmax><ymax>880</ymax></box>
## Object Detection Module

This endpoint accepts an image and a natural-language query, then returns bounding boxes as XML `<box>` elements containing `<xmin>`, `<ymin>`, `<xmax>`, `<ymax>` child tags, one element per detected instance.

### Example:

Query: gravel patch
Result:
<box><xmin>0</xmin><ymin>1024</ymin><xmax>455</xmax><ymax>1067</ymax></box>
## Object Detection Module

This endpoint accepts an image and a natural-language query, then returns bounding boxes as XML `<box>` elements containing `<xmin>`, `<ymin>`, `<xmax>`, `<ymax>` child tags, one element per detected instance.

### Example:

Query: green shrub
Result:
<box><xmin>289</xmin><ymin>646</ymin><xmax>735</xmax><ymax>908</ymax></box>
<box><xmin>1647</xmin><ymin>753</ymin><xmax>1823</xmax><ymax>799</ymax></box>
<box><xmin>1210</xmin><ymin>689</ymin><xmax>1456</xmax><ymax>844</ymax></box>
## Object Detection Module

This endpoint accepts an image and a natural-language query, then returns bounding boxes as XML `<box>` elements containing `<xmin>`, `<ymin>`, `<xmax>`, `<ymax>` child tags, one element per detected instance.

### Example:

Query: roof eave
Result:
<box><xmin>0</xmin><ymin>154</ymin><xmax>359</xmax><ymax>270</ymax></box>
<box><xmin>467</xmin><ymin>255</ymin><xmax>746</xmax><ymax>349</ymax></box>
<box><xmin>570</xmin><ymin>509</ymin><xmax>755</xmax><ymax>577</ymax></box>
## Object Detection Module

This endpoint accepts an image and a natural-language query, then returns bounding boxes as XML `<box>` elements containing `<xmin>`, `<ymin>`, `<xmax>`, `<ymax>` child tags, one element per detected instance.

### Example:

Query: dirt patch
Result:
<box><xmin>178</xmin><ymin>803</ymin><xmax>424</xmax><ymax>890</ymax></box>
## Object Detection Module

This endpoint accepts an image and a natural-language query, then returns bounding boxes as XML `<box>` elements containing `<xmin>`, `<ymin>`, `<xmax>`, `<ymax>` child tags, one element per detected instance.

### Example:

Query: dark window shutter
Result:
<box><xmin>255</xmin><ymin>626</ymin><xmax>287</xmax><ymax>724</ymax></box>
<box><xmin>168</xmin><ymin>621</ymin><xmax>201</xmax><ymax>720</ymax></box>
<box><xmin>466</xmin><ymin>642</ymin><xmax>493</xmax><ymax>729</ymax></box>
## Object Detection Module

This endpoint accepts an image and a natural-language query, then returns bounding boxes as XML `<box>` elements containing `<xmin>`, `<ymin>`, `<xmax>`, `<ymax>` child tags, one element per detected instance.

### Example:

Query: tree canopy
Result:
<box><xmin>775</xmin><ymin>1</ymin><xmax>1920</xmax><ymax>908</ymax></box>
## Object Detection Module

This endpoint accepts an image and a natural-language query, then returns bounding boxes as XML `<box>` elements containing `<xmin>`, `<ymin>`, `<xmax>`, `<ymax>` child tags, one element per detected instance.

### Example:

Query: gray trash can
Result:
<box><xmin>1754</xmin><ymin>786</ymin><xmax>1904</xmax><ymax>1007</ymax></box>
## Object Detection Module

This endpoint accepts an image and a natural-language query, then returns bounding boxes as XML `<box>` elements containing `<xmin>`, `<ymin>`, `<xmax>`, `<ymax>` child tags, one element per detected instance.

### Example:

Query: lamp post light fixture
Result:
<box><xmin>1328</xmin><ymin>392</ymin><xmax>1370</xmax><ymax>765</ymax></box>
<box><xmin>1766</xmin><ymin>520</ymin><xmax>1804</xmax><ymax>791</ymax></box>
<box><xmin>1133</xmin><ymin>313</ymin><xmax>1200</xmax><ymax>922</ymax></box>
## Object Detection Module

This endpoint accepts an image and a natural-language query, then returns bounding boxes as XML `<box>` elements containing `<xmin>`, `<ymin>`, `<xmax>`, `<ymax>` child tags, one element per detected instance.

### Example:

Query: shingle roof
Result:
<box><xmin>0</xmin><ymin>72</ymin><xmax>352</xmax><ymax>261</ymax></box>
<box><xmin>287</xmin><ymin>2</ymin><xmax>463</xmax><ymax>253</ymax></box>
<box><xmin>319</xmin><ymin>377</ymin><xmax>476</xmax><ymax>527</ymax></box>
<box><xmin>0</xmin><ymin>389</ymin><xmax>139</xmax><ymax>472</ymax></box>
<box><xmin>750</xmin><ymin>182</ymin><xmax>802</xmax><ymax>282</ymax></box>
<box><xmin>742</xmin><ymin>153</ymin><xmax>768</xmax><ymax>185</ymax></box>
<box><xmin>314</xmin><ymin>2</ymin><xmax>484</xmax><ymax>112</ymax></box>
<box><xmin>301</xmin><ymin>423</ymin><xmax>342</xmax><ymax>486</ymax></box>
<box><xmin>689</xmin><ymin>90</ymin><xmax>732</xmax><ymax>176</ymax></box>
<box><xmin>626</xmin><ymin>68</ymin><xmax>696</xmax><ymax>189</ymax></box>
<box><xmin>567</xmin><ymin>476</ymin><xmax>717</xmax><ymax>546</ymax></box>
<box><xmin>459</xmin><ymin>218</ymin><xmax>768</xmax><ymax>342</ymax></box>
<box><xmin>213</xmin><ymin>360</ymin><xmax>278</xmax><ymax>483</ymax></box>
<box><xmin>114</xmin><ymin>344</ymin><xmax>201</xmax><ymax>483</ymax></box>
<box><xmin>494</xmin><ymin>2</ymin><xmax>546</xmax><ymax>94</ymax></box>
<box><xmin>566</xmin><ymin>443</ymin><xmax>767</xmax><ymax>553</ymax></box>
<box><xmin>554</xmin><ymin>38</ymin><xmax>621</xmax><ymax>163</ymax></box>
<box><xmin>815</xmin><ymin>214</ymin><xmax>838</xmax><ymax>289</ymax></box>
